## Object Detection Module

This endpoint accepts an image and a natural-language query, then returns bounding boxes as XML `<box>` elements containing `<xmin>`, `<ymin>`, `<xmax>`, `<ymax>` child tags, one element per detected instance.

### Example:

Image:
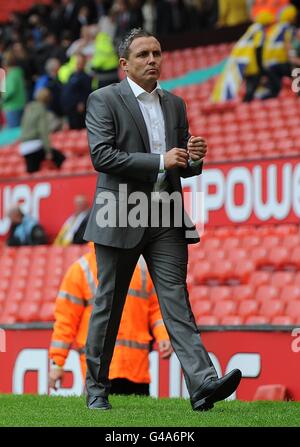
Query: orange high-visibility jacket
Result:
<box><xmin>49</xmin><ymin>251</ymin><xmax>169</xmax><ymax>383</ymax></box>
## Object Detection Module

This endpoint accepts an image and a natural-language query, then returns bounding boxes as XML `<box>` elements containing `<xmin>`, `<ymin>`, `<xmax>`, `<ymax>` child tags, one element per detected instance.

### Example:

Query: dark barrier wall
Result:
<box><xmin>160</xmin><ymin>23</ymin><xmax>250</xmax><ymax>51</ymax></box>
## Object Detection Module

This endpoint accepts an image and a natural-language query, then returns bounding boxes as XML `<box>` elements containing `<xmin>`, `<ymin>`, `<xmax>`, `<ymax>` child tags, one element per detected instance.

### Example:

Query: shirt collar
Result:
<box><xmin>127</xmin><ymin>77</ymin><xmax>163</xmax><ymax>99</ymax></box>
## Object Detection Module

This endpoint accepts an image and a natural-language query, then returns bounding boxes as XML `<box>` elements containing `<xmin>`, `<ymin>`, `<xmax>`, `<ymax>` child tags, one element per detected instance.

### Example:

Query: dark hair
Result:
<box><xmin>118</xmin><ymin>28</ymin><xmax>154</xmax><ymax>59</ymax></box>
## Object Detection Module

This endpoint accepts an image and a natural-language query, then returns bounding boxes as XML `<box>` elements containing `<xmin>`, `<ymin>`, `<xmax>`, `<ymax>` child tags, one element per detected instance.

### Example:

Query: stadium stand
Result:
<box><xmin>1</xmin><ymin>34</ymin><xmax>300</xmax><ymax>327</ymax></box>
<box><xmin>0</xmin><ymin>244</ymin><xmax>89</xmax><ymax>324</ymax></box>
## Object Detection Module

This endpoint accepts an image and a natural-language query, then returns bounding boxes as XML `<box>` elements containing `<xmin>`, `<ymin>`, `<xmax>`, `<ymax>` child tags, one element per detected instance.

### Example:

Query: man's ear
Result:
<box><xmin>119</xmin><ymin>58</ymin><xmax>128</xmax><ymax>72</ymax></box>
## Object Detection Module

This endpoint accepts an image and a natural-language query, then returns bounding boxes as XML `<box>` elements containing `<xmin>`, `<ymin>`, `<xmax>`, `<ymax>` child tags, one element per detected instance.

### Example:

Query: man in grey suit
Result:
<box><xmin>84</xmin><ymin>28</ymin><xmax>241</xmax><ymax>411</ymax></box>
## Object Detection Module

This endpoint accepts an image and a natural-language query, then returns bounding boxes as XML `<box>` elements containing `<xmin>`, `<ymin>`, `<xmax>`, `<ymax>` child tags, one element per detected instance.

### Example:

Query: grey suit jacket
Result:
<box><xmin>84</xmin><ymin>78</ymin><xmax>202</xmax><ymax>248</ymax></box>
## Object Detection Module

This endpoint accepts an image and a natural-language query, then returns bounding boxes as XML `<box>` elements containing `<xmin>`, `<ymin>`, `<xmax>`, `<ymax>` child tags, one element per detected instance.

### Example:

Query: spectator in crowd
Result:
<box><xmin>90</xmin><ymin>26</ymin><xmax>119</xmax><ymax>88</ymax></box>
<box><xmin>54</xmin><ymin>194</ymin><xmax>90</xmax><ymax>246</ymax></box>
<box><xmin>19</xmin><ymin>87</ymin><xmax>65</xmax><ymax>173</ymax></box>
<box><xmin>49</xmin><ymin>247</ymin><xmax>172</xmax><ymax>395</ymax></box>
<box><xmin>59</xmin><ymin>31</ymin><xmax>74</xmax><ymax>64</ymax></box>
<box><xmin>141</xmin><ymin>0</ymin><xmax>157</xmax><ymax>34</ymax></box>
<box><xmin>66</xmin><ymin>25</ymin><xmax>97</xmax><ymax>60</ymax></box>
<box><xmin>48</xmin><ymin>0</ymin><xmax>65</xmax><ymax>39</ymax></box>
<box><xmin>262</xmin><ymin>4</ymin><xmax>297</xmax><ymax>99</ymax></box>
<box><xmin>61</xmin><ymin>53</ymin><xmax>92</xmax><ymax>129</ymax></box>
<box><xmin>141</xmin><ymin>0</ymin><xmax>174</xmax><ymax>36</ymax></box>
<box><xmin>94</xmin><ymin>0</ymin><xmax>112</xmax><ymax>22</ymax></box>
<box><xmin>242</xmin><ymin>10</ymin><xmax>273</xmax><ymax>102</ymax></box>
<box><xmin>167</xmin><ymin>0</ymin><xmax>190</xmax><ymax>34</ymax></box>
<box><xmin>1</xmin><ymin>50</ymin><xmax>26</xmax><ymax>128</ymax></box>
<box><xmin>35</xmin><ymin>32</ymin><xmax>68</xmax><ymax>72</ymax></box>
<box><xmin>185</xmin><ymin>0</ymin><xmax>218</xmax><ymax>30</ymax></box>
<box><xmin>34</xmin><ymin>58</ymin><xmax>64</xmax><ymax>131</ymax></box>
<box><xmin>61</xmin><ymin>0</ymin><xmax>82</xmax><ymax>40</ymax></box>
<box><xmin>112</xmin><ymin>0</ymin><xmax>144</xmax><ymax>49</ymax></box>
<box><xmin>289</xmin><ymin>26</ymin><xmax>300</xmax><ymax>71</ymax></box>
<box><xmin>217</xmin><ymin>0</ymin><xmax>250</xmax><ymax>27</ymax></box>
<box><xmin>27</xmin><ymin>14</ymin><xmax>46</xmax><ymax>48</ymax></box>
<box><xmin>6</xmin><ymin>205</ymin><xmax>48</xmax><ymax>246</ymax></box>
<box><xmin>11</xmin><ymin>41</ymin><xmax>35</xmax><ymax>101</ymax></box>
<box><xmin>211</xmin><ymin>9</ymin><xmax>274</xmax><ymax>103</ymax></box>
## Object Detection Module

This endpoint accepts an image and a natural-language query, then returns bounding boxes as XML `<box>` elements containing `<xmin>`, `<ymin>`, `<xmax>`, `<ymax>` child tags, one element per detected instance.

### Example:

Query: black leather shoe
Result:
<box><xmin>87</xmin><ymin>395</ymin><xmax>112</xmax><ymax>410</ymax></box>
<box><xmin>191</xmin><ymin>369</ymin><xmax>242</xmax><ymax>411</ymax></box>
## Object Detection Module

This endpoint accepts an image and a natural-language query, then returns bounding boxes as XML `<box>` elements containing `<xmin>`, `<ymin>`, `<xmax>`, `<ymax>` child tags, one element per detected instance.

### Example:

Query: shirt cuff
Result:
<box><xmin>159</xmin><ymin>154</ymin><xmax>165</xmax><ymax>172</ymax></box>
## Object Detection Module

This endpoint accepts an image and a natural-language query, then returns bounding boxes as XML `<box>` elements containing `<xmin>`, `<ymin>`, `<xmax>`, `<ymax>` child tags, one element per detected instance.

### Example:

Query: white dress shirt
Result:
<box><xmin>127</xmin><ymin>77</ymin><xmax>202</xmax><ymax>193</ymax></box>
<box><xmin>127</xmin><ymin>77</ymin><xmax>166</xmax><ymax>187</ymax></box>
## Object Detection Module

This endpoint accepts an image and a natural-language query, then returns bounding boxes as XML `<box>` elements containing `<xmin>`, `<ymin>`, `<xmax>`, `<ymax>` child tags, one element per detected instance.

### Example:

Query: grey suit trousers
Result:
<box><xmin>85</xmin><ymin>216</ymin><xmax>217</xmax><ymax>399</ymax></box>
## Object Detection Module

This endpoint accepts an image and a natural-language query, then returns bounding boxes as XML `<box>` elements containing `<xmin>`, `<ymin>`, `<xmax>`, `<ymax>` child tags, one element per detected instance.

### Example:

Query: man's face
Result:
<box><xmin>8</xmin><ymin>209</ymin><xmax>22</xmax><ymax>224</ymax></box>
<box><xmin>120</xmin><ymin>36</ymin><xmax>162</xmax><ymax>91</ymax></box>
<box><xmin>74</xmin><ymin>196</ymin><xmax>88</xmax><ymax>214</ymax></box>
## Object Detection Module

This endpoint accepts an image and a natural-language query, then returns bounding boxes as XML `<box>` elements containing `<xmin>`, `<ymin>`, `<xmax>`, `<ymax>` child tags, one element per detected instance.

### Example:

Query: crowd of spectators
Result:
<box><xmin>0</xmin><ymin>1</ymin><xmax>254</xmax><ymax>128</ymax></box>
<box><xmin>6</xmin><ymin>193</ymin><xmax>90</xmax><ymax>247</ymax></box>
<box><xmin>1</xmin><ymin>1</ymin><xmax>300</xmax><ymax>167</ymax></box>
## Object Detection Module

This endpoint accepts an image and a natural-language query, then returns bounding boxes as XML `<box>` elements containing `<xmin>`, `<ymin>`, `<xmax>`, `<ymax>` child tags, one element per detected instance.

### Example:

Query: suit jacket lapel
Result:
<box><xmin>118</xmin><ymin>79</ymin><xmax>151</xmax><ymax>153</ymax></box>
<box><xmin>160</xmin><ymin>94</ymin><xmax>173</xmax><ymax>151</ymax></box>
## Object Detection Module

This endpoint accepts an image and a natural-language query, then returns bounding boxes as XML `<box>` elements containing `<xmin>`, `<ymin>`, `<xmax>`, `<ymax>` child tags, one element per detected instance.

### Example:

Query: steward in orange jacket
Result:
<box><xmin>49</xmin><ymin>248</ymin><xmax>172</xmax><ymax>395</ymax></box>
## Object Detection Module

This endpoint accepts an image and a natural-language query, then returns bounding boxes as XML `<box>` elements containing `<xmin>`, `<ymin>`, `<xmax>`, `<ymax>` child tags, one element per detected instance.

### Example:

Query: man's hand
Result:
<box><xmin>187</xmin><ymin>136</ymin><xmax>208</xmax><ymax>162</ymax></box>
<box><xmin>158</xmin><ymin>340</ymin><xmax>173</xmax><ymax>359</ymax></box>
<box><xmin>164</xmin><ymin>148</ymin><xmax>189</xmax><ymax>170</ymax></box>
<box><xmin>49</xmin><ymin>366</ymin><xmax>64</xmax><ymax>391</ymax></box>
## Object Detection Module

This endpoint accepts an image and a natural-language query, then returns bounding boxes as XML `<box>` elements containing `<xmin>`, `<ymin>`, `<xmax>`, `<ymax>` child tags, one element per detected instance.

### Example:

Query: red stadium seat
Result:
<box><xmin>259</xmin><ymin>300</ymin><xmax>285</xmax><ymax>319</ymax></box>
<box><xmin>271</xmin><ymin>272</ymin><xmax>295</xmax><ymax>289</ymax></box>
<box><xmin>231</xmin><ymin>285</ymin><xmax>254</xmax><ymax>301</ymax></box>
<box><xmin>204</xmin><ymin>248</ymin><xmax>226</xmax><ymax>263</ymax></box>
<box><xmin>213</xmin><ymin>227</ymin><xmax>234</xmax><ymax>239</ymax></box>
<box><xmin>234</xmin><ymin>226</ymin><xmax>256</xmax><ymax>237</ymax></box>
<box><xmin>220</xmin><ymin>315</ymin><xmax>243</xmax><ymax>325</ymax></box>
<box><xmin>286</xmin><ymin>247</ymin><xmax>300</xmax><ymax>270</ymax></box>
<box><xmin>274</xmin><ymin>224</ymin><xmax>298</xmax><ymax>236</ymax></box>
<box><xmin>189</xmin><ymin>286</ymin><xmax>209</xmax><ymax>302</ymax></box>
<box><xmin>193</xmin><ymin>261</ymin><xmax>212</xmax><ymax>285</ymax></box>
<box><xmin>222</xmin><ymin>237</ymin><xmax>240</xmax><ymax>251</ymax></box>
<box><xmin>39</xmin><ymin>302</ymin><xmax>55</xmax><ymax>322</ymax></box>
<box><xmin>253</xmin><ymin>384</ymin><xmax>289</xmax><ymax>401</ymax></box>
<box><xmin>249</xmin><ymin>271</ymin><xmax>272</xmax><ymax>288</ymax></box>
<box><xmin>196</xmin><ymin>315</ymin><xmax>219</xmax><ymax>325</ymax></box>
<box><xmin>209</xmin><ymin>286</ymin><xmax>231</xmax><ymax>302</ymax></box>
<box><xmin>285</xmin><ymin>301</ymin><xmax>300</xmax><ymax>323</ymax></box>
<box><xmin>256</xmin><ymin>225</ymin><xmax>279</xmax><ymax>236</ymax></box>
<box><xmin>0</xmin><ymin>301</ymin><xmax>18</xmax><ymax>323</ymax></box>
<box><xmin>241</xmin><ymin>235</ymin><xmax>261</xmax><ymax>250</ymax></box>
<box><xmin>17</xmin><ymin>302</ymin><xmax>40</xmax><ymax>322</ymax></box>
<box><xmin>249</xmin><ymin>247</ymin><xmax>268</xmax><ymax>269</ymax></box>
<box><xmin>43</xmin><ymin>287</ymin><xmax>59</xmax><ymax>303</ymax></box>
<box><xmin>266</xmin><ymin>247</ymin><xmax>290</xmax><ymax>271</ymax></box>
<box><xmin>271</xmin><ymin>316</ymin><xmax>294</xmax><ymax>325</ymax></box>
<box><xmin>230</xmin><ymin>260</ymin><xmax>255</xmax><ymax>285</ymax></box>
<box><xmin>238</xmin><ymin>299</ymin><xmax>259</xmax><ymax>318</ymax></box>
<box><xmin>255</xmin><ymin>285</ymin><xmax>279</xmax><ymax>303</ymax></box>
<box><xmin>226</xmin><ymin>248</ymin><xmax>247</xmax><ymax>263</ymax></box>
<box><xmin>213</xmin><ymin>300</ymin><xmax>237</xmax><ymax>318</ymax></box>
<box><xmin>205</xmin><ymin>260</ymin><xmax>234</xmax><ymax>285</ymax></box>
<box><xmin>294</xmin><ymin>272</ymin><xmax>300</xmax><ymax>287</ymax></box>
<box><xmin>282</xmin><ymin>234</ymin><xmax>300</xmax><ymax>249</ymax></box>
<box><xmin>280</xmin><ymin>285</ymin><xmax>300</xmax><ymax>303</ymax></box>
<box><xmin>192</xmin><ymin>300</ymin><xmax>212</xmax><ymax>318</ymax></box>
<box><xmin>245</xmin><ymin>315</ymin><xmax>270</xmax><ymax>325</ymax></box>
<box><xmin>202</xmin><ymin>238</ymin><xmax>221</xmax><ymax>251</ymax></box>
<box><xmin>0</xmin><ymin>291</ymin><xmax>6</xmax><ymax>305</ymax></box>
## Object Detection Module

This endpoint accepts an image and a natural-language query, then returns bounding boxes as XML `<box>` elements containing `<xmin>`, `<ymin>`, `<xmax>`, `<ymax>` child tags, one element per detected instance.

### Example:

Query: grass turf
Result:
<box><xmin>0</xmin><ymin>394</ymin><xmax>300</xmax><ymax>427</ymax></box>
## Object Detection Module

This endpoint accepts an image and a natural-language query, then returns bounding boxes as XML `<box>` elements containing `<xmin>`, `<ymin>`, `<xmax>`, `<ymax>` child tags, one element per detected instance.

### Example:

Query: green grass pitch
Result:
<box><xmin>0</xmin><ymin>394</ymin><xmax>300</xmax><ymax>427</ymax></box>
